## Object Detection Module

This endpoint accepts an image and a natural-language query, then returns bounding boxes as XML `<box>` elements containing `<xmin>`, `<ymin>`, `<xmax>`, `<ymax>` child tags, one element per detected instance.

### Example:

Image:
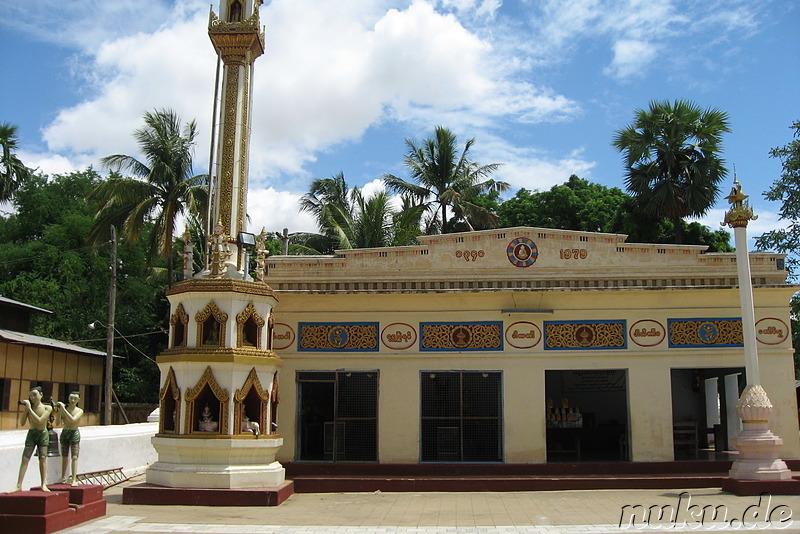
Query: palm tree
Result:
<box><xmin>0</xmin><ymin>122</ymin><xmax>33</xmax><ymax>202</ymax></box>
<box><xmin>612</xmin><ymin>100</ymin><xmax>730</xmax><ymax>243</ymax></box>
<box><xmin>383</xmin><ymin>126</ymin><xmax>507</xmax><ymax>234</ymax></box>
<box><xmin>88</xmin><ymin>109</ymin><xmax>207</xmax><ymax>286</ymax></box>
<box><xmin>299</xmin><ymin>173</ymin><xmax>422</xmax><ymax>252</ymax></box>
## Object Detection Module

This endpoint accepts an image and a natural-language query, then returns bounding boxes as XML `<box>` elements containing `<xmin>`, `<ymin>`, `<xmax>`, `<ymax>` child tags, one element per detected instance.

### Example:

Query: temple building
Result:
<box><xmin>260</xmin><ymin>227</ymin><xmax>799</xmax><ymax>464</ymax></box>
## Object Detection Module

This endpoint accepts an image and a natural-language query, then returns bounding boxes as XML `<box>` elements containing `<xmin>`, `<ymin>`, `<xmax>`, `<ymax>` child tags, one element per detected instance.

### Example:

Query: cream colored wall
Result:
<box><xmin>273</xmin><ymin>286</ymin><xmax>800</xmax><ymax>464</ymax></box>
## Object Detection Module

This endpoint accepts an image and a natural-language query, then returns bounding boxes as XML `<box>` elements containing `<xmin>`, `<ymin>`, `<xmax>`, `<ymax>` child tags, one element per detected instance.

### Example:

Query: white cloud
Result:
<box><xmin>247</xmin><ymin>187</ymin><xmax>317</xmax><ymax>235</ymax></box>
<box><xmin>34</xmin><ymin>0</ymin><xmax>579</xmax><ymax>188</ymax></box>
<box><xmin>604</xmin><ymin>39</ymin><xmax>659</xmax><ymax>79</ymax></box>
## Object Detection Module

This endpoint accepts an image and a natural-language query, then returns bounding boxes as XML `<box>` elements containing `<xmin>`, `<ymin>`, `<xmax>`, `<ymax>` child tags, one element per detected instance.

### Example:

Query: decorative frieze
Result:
<box><xmin>420</xmin><ymin>322</ymin><xmax>503</xmax><ymax>351</ymax></box>
<box><xmin>668</xmin><ymin>318</ymin><xmax>743</xmax><ymax>348</ymax></box>
<box><xmin>544</xmin><ymin>320</ymin><xmax>627</xmax><ymax>350</ymax></box>
<box><xmin>298</xmin><ymin>322</ymin><xmax>379</xmax><ymax>352</ymax></box>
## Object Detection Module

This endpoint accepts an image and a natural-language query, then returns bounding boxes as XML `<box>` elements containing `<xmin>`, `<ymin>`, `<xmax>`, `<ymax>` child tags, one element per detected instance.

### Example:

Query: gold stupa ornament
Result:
<box><xmin>722</xmin><ymin>177</ymin><xmax>757</xmax><ymax>228</ymax></box>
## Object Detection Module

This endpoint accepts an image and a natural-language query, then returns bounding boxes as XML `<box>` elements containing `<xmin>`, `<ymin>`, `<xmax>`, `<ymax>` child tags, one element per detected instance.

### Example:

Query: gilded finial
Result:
<box><xmin>722</xmin><ymin>173</ymin><xmax>757</xmax><ymax>228</ymax></box>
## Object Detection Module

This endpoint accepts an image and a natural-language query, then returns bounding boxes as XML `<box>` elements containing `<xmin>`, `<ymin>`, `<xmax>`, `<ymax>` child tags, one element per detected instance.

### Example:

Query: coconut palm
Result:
<box><xmin>0</xmin><ymin>122</ymin><xmax>32</xmax><ymax>202</ymax></box>
<box><xmin>88</xmin><ymin>109</ymin><xmax>207</xmax><ymax>286</ymax></box>
<box><xmin>299</xmin><ymin>173</ymin><xmax>424</xmax><ymax>252</ymax></box>
<box><xmin>613</xmin><ymin>100</ymin><xmax>730</xmax><ymax>243</ymax></box>
<box><xmin>383</xmin><ymin>126</ymin><xmax>507</xmax><ymax>234</ymax></box>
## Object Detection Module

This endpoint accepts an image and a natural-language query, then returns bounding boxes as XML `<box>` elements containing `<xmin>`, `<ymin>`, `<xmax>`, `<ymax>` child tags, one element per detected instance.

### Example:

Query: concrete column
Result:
<box><xmin>628</xmin><ymin>365</ymin><xmax>673</xmax><ymax>461</ymax></box>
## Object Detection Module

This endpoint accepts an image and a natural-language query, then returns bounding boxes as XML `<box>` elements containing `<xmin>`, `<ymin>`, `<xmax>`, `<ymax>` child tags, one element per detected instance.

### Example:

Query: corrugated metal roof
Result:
<box><xmin>0</xmin><ymin>328</ymin><xmax>108</xmax><ymax>358</ymax></box>
<box><xmin>0</xmin><ymin>295</ymin><xmax>53</xmax><ymax>315</ymax></box>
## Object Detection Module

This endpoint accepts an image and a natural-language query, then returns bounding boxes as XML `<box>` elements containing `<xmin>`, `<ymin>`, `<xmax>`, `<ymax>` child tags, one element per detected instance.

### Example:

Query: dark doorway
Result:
<box><xmin>296</xmin><ymin>371</ymin><xmax>378</xmax><ymax>462</ymax></box>
<box><xmin>545</xmin><ymin>369</ymin><xmax>629</xmax><ymax>462</ymax></box>
<box><xmin>420</xmin><ymin>371</ymin><xmax>503</xmax><ymax>463</ymax></box>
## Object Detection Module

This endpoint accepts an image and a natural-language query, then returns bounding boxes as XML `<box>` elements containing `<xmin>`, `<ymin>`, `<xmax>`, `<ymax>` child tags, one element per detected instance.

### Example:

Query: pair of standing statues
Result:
<box><xmin>11</xmin><ymin>386</ymin><xmax>83</xmax><ymax>492</ymax></box>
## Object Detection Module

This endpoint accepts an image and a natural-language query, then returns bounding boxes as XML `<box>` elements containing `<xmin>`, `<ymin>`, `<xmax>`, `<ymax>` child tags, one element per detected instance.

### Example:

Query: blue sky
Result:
<box><xmin>1</xmin><ymin>0</ymin><xmax>798</xmax><ymax>242</ymax></box>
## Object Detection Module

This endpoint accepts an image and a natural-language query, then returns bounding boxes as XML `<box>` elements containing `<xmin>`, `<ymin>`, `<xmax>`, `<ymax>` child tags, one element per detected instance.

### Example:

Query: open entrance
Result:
<box><xmin>545</xmin><ymin>369</ymin><xmax>629</xmax><ymax>462</ymax></box>
<box><xmin>670</xmin><ymin>367</ymin><xmax>744</xmax><ymax>460</ymax></box>
<box><xmin>296</xmin><ymin>371</ymin><xmax>378</xmax><ymax>462</ymax></box>
<box><xmin>420</xmin><ymin>371</ymin><xmax>503</xmax><ymax>463</ymax></box>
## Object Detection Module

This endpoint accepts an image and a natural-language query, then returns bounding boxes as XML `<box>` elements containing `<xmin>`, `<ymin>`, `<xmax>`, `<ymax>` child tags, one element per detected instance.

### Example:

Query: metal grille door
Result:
<box><xmin>297</xmin><ymin>371</ymin><xmax>378</xmax><ymax>462</ymax></box>
<box><xmin>420</xmin><ymin>371</ymin><xmax>503</xmax><ymax>462</ymax></box>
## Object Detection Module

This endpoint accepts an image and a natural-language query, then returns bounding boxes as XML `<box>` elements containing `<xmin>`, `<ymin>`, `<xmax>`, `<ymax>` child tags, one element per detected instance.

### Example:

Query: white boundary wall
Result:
<box><xmin>0</xmin><ymin>423</ymin><xmax>157</xmax><ymax>492</ymax></box>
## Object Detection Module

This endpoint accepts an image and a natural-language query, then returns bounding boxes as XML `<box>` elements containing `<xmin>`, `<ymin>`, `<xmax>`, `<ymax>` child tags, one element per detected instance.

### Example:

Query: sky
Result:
<box><xmin>1</xmin><ymin>0</ymin><xmax>798</xmax><ymax>244</ymax></box>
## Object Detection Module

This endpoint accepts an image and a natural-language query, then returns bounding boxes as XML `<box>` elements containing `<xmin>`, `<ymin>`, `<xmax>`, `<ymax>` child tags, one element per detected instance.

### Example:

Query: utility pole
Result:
<box><xmin>104</xmin><ymin>225</ymin><xmax>117</xmax><ymax>425</ymax></box>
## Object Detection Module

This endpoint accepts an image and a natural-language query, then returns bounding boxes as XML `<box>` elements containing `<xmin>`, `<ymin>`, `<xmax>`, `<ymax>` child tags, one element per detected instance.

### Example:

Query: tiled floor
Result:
<box><xmin>60</xmin><ymin>477</ymin><xmax>800</xmax><ymax>534</ymax></box>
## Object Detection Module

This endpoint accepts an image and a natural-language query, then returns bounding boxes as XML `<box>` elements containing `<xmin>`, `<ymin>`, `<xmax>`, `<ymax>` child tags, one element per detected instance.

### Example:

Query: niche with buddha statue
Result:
<box><xmin>185</xmin><ymin>366</ymin><xmax>229</xmax><ymax>434</ymax></box>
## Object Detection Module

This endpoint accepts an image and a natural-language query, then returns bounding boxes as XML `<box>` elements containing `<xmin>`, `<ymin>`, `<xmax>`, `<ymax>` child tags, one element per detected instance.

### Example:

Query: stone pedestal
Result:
<box><xmin>728</xmin><ymin>385</ymin><xmax>791</xmax><ymax>481</ymax></box>
<box><xmin>147</xmin><ymin>435</ymin><xmax>284</xmax><ymax>488</ymax></box>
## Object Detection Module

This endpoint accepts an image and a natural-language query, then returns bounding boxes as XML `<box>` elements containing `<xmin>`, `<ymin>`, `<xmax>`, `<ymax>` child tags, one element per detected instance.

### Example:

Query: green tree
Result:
<box><xmin>613</xmin><ymin>100</ymin><xmax>731</xmax><ymax>243</ymax></box>
<box><xmin>383</xmin><ymin>126</ymin><xmax>508</xmax><ymax>234</ymax></box>
<box><xmin>755</xmin><ymin>120</ymin><xmax>800</xmax><ymax>275</ymax></box>
<box><xmin>0</xmin><ymin>122</ymin><xmax>33</xmax><ymax>202</ymax></box>
<box><xmin>89</xmin><ymin>109</ymin><xmax>208</xmax><ymax>287</ymax></box>
<box><xmin>497</xmin><ymin>175</ymin><xmax>732</xmax><ymax>251</ymax></box>
<box><xmin>299</xmin><ymin>172</ymin><xmax>423</xmax><ymax>252</ymax></box>
<box><xmin>0</xmin><ymin>169</ymin><xmax>166</xmax><ymax>402</ymax></box>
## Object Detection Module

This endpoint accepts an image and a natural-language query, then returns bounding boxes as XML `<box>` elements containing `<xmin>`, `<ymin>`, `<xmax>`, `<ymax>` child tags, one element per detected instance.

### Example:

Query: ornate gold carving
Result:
<box><xmin>233</xmin><ymin>367</ymin><xmax>269</xmax><ymax>435</ymax></box>
<box><xmin>668</xmin><ymin>319</ymin><xmax>743</xmax><ymax>347</ymax></box>
<box><xmin>196</xmin><ymin>301</ymin><xmax>229</xmax><ymax>347</ymax></box>
<box><xmin>158</xmin><ymin>367</ymin><xmax>181</xmax><ymax>434</ymax></box>
<box><xmin>544</xmin><ymin>322</ymin><xmax>626</xmax><ymax>350</ymax></box>
<box><xmin>209</xmin><ymin>221</ymin><xmax>233</xmax><ymax>277</ymax></box>
<box><xmin>236</xmin><ymin>302</ymin><xmax>265</xmax><ymax>348</ymax></box>
<box><xmin>298</xmin><ymin>323</ymin><xmax>379</xmax><ymax>351</ymax></box>
<box><xmin>722</xmin><ymin>177</ymin><xmax>757</xmax><ymax>229</ymax></box>
<box><xmin>184</xmin><ymin>366</ymin><xmax>230</xmax><ymax>435</ymax></box>
<box><xmin>270</xmin><ymin>371</ymin><xmax>279</xmax><ymax>435</ymax></box>
<box><xmin>420</xmin><ymin>322</ymin><xmax>502</xmax><ymax>351</ymax></box>
<box><xmin>166</xmin><ymin>278</ymin><xmax>277</xmax><ymax>297</ymax></box>
<box><xmin>237</xmin><ymin>64</ymin><xmax>249</xmax><ymax>236</ymax></box>
<box><xmin>170</xmin><ymin>303</ymin><xmax>189</xmax><ymax>348</ymax></box>
<box><xmin>217</xmin><ymin>66</ymin><xmax>240</xmax><ymax>233</ymax></box>
<box><xmin>255</xmin><ymin>228</ymin><xmax>270</xmax><ymax>281</ymax></box>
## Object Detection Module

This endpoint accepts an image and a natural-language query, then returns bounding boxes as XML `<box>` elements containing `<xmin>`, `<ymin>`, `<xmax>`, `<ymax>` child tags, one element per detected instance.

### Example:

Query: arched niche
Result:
<box><xmin>185</xmin><ymin>366</ymin><xmax>229</xmax><ymax>434</ymax></box>
<box><xmin>228</xmin><ymin>0</ymin><xmax>243</xmax><ymax>22</ymax></box>
<box><xmin>170</xmin><ymin>303</ymin><xmax>189</xmax><ymax>348</ymax></box>
<box><xmin>234</xmin><ymin>368</ymin><xmax>269</xmax><ymax>436</ymax></box>
<box><xmin>236</xmin><ymin>302</ymin><xmax>265</xmax><ymax>349</ymax></box>
<box><xmin>159</xmin><ymin>367</ymin><xmax>181</xmax><ymax>434</ymax></box>
<box><xmin>270</xmin><ymin>371</ymin><xmax>280</xmax><ymax>434</ymax></box>
<box><xmin>196</xmin><ymin>301</ymin><xmax>228</xmax><ymax>347</ymax></box>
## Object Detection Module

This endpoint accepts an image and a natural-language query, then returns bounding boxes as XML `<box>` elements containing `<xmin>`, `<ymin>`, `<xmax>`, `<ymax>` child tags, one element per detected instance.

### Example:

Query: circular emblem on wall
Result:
<box><xmin>507</xmin><ymin>237</ymin><xmax>538</xmax><ymax>268</ymax></box>
<box><xmin>272</xmin><ymin>323</ymin><xmax>295</xmax><ymax>350</ymax></box>
<box><xmin>328</xmin><ymin>326</ymin><xmax>349</xmax><ymax>348</ymax></box>
<box><xmin>381</xmin><ymin>323</ymin><xmax>417</xmax><ymax>350</ymax></box>
<box><xmin>505</xmin><ymin>321</ymin><xmax>542</xmax><ymax>349</ymax></box>
<box><xmin>697</xmin><ymin>323</ymin><xmax>719</xmax><ymax>344</ymax></box>
<box><xmin>451</xmin><ymin>326</ymin><xmax>472</xmax><ymax>348</ymax></box>
<box><xmin>629</xmin><ymin>319</ymin><xmax>666</xmax><ymax>347</ymax></box>
<box><xmin>755</xmin><ymin>318</ymin><xmax>789</xmax><ymax>345</ymax></box>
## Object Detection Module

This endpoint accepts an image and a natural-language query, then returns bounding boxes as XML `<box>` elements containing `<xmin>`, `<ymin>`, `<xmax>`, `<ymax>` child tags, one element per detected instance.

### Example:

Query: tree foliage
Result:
<box><xmin>298</xmin><ymin>172</ymin><xmax>423</xmax><ymax>253</ymax></box>
<box><xmin>0</xmin><ymin>122</ymin><xmax>33</xmax><ymax>202</ymax></box>
<box><xmin>755</xmin><ymin>120</ymin><xmax>800</xmax><ymax>275</ymax></box>
<box><xmin>497</xmin><ymin>175</ymin><xmax>732</xmax><ymax>251</ymax></box>
<box><xmin>89</xmin><ymin>109</ymin><xmax>208</xmax><ymax>287</ymax></box>
<box><xmin>0</xmin><ymin>169</ymin><xmax>166</xmax><ymax>402</ymax></box>
<box><xmin>384</xmin><ymin>126</ymin><xmax>508</xmax><ymax>234</ymax></box>
<box><xmin>613</xmin><ymin>100</ymin><xmax>730</xmax><ymax>243</ymax></box>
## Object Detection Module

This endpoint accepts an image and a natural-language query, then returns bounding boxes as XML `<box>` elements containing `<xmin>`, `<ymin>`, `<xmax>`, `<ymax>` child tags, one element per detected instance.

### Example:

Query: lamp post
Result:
<box><xmin>722</xmin><ymin>178</ymin><xmax>791</xmax><ymax>482</ymax></box>
<box><xmin>104</xmin><ymin>225</ymin><xmax>117</xmax><ymax>425</ymax></box>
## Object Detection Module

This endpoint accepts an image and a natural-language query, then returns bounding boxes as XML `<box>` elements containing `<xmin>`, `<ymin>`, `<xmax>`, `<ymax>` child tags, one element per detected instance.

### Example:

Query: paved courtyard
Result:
<box><xmin>59</xmin><ymin>475</ymin><xmax>800</xmax><ymax>534</ymax></box>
